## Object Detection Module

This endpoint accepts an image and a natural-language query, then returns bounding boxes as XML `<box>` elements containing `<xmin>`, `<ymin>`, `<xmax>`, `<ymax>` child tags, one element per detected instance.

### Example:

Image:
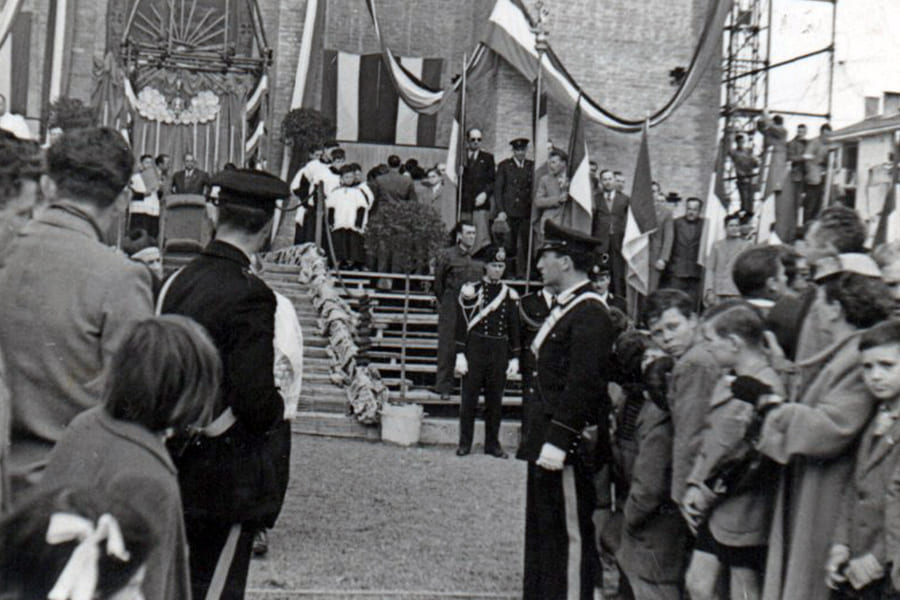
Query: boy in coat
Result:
<box><xmin>826</xmin><ymin>320</ymin><xmax>900</xmax><ymax>598</ymax></box>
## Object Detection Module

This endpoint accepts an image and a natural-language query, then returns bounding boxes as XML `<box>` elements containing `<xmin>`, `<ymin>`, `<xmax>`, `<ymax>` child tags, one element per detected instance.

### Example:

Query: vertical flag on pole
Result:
<box><xmin>874</xmin><ymin>134</ymin><xmax>900</xmax><ymax>246</ymax></box>
<box><xmin>622</xmin><ymin>121</ymin><xmax>658</xmax><ymax>296</ymax></box>
<box><xmin>699</xmin><ymin>130</ymin><xmax>733</xmax><ymax>268</ymax></box>
<box><xmin>529</xmin><ymin>87</ymin><xmax>548</xmax><ymax>234</ymax></box>
<box><xmin>441</xmin><ymin>89</ymin><xmax>465</xmax><ymax>221</ymax></box>
<box><xmin>563</xmin><ymin>96</ymin><xmax>592</xmax><ymax>234</ymax></box>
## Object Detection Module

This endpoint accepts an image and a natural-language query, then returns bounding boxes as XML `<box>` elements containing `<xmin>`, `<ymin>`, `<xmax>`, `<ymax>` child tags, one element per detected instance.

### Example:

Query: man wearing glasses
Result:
<box><xmin>461</xmin><ymin>127</ymin><xmax>495</xmax><ymax>253</ymax></box>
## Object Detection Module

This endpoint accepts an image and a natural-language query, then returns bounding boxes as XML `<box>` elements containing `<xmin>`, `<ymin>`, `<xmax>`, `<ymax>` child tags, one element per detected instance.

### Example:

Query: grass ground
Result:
<box><xmin>247</xmin><ymin>435</ymin><xmax>527</xmax><ymax>599</ymax></box>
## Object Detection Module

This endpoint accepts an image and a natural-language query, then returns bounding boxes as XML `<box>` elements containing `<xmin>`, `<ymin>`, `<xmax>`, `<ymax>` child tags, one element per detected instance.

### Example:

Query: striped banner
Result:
<box><xmin>321</xmin><ymin>50</ymin><xmax>442</xmax><ymax>146</ymax></box>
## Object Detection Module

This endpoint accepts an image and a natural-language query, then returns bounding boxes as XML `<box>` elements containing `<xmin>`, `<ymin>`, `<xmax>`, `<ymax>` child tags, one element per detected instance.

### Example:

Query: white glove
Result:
<box><xmin>845</xmin><ymin>553</ymin><xmax>884</xmax><ymax>590</ymax></box>
<box><xmin>506</xmin><ymin>358</ymin><xmax>519</xmax><ymax>377</ymax></box>
<box><xmin>475</xmin><ymin>192</ymin><xmax>488</xmax><ymax>207</ymax></box>
<box><xmin>454</xmin><ymin>353</ymin><xmax>469</xmax><ymax>377</ymax></box>
<box><xmin>825</xmin><ymin>544</ymin><xmax>850</xmax><ymax>590</ymax></box>
<box><xmin>536</xmin><ymin>443</ymin><xmax>566</xmax><ymax>471</ymax></box>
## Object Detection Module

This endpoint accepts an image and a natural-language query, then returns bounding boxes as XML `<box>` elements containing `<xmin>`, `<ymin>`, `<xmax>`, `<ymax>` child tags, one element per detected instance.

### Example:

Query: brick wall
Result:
<box><xmin>40</xmin><ymin>0</ymin><xmax>718</xmax><ymax>193</ymax></box>
<box><xmin>491</xmin><ymin>0</ymin><xmax>720</xmax><ymax>198</ymax></box>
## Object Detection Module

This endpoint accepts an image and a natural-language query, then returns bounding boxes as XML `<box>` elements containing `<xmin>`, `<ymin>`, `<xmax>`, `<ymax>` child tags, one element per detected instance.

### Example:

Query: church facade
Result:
<box><xmin>3</xmin><ymin>0</ymin><xmax>719</xmax><ymax>196</ymax></box>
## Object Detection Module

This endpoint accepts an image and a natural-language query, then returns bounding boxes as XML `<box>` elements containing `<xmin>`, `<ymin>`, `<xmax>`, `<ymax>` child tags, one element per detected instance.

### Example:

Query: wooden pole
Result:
<box><xmin>525</xmin><ymin>52</ymin><xmax>543</xmax><ymax>292</ymax></box>
<box><xmin>400</xmin><ymin>273</ymin><xmax>410</xmax><ymax>400</ymax></box>
<box><xmin>456</xmin><ymin>52</ymin><xmax>467</xmax><ymax>223</ymax></box>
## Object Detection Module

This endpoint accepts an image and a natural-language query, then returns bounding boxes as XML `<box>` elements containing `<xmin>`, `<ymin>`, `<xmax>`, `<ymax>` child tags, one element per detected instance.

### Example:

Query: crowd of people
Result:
<box><xmin>3</xmin><ymin>110</ymin><xmax>900</xmax><ymax>600</ymax></box>
<box><xmin>0</xmin><ymin>126</ymin><xmax>297</xmax><ymax>599</ymax></box>
<box><xmin>485</xmin><ymin>199</ymin><xmax>900</xmax><ymax>599</ymax></box>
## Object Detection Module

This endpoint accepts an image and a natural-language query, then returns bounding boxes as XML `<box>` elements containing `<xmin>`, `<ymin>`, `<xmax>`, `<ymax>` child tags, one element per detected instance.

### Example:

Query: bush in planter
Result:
<box><xmin>281</xmin><ymin>108</ymin><xmax>335</xmax><ymax>176</ymax></box>
<box><xmin>365</xmin><ymin>201</ymin><xmax>447</xmax><ymax>275</ymax></box>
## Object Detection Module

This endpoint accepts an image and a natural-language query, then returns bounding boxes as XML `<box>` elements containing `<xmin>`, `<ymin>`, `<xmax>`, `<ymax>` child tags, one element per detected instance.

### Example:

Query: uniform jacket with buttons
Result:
<box><xmin>162</xmin><ymin>240</ymin><xmax>290</xmax><ymax>526</ymax></box>
<box><xmin>495</xmin><ymin>157</ymin><xmax>534</xmax><ymax>219</ymax></box>
<box><xmin>454</xmin><ymin>280</ymin><xmax>521</xmax><ymax>358</ymax></box>
<box><xmin>518</xmin><ymin>281</ymin><xmax>614</xmax><ymax>461</ymax></box>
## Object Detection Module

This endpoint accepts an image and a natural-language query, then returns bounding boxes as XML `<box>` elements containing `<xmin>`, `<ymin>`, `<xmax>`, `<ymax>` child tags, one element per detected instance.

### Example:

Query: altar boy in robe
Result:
<box><xmin>325</xmin><ymin>165</ymin><xmax>369</xmax><ymax>269</ymax></box>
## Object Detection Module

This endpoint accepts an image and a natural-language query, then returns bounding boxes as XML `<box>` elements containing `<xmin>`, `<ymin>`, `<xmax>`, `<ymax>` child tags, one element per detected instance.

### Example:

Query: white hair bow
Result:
<box><xmin>45</xmin><ymin>512</ymin><xmax>132</xmax><ymax>600</ymax></box>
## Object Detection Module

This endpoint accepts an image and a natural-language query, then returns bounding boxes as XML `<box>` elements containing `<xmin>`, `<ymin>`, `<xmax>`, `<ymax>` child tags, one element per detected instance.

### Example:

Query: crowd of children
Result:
<box><xmin>597</xmin><ymin>204</ymin><xmax>900</xmax><ymax>599</ymax></box>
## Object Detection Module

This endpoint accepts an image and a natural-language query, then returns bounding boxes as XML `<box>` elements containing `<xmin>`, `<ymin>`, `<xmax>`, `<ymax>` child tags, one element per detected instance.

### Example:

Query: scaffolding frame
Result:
<box><xmin>721</xmin><ymin>0</ymin><xmax>837</xmax><ymax>141</ymax></box>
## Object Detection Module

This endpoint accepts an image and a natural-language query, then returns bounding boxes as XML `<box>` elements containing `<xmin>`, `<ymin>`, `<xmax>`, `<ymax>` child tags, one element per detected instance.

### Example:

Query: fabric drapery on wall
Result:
<box><xmin>130</xmin><ymin>91</ymin><xmax>246</xmax><ymax>173</ymax></box>
<box><xmin>364</xmin><ymin>0</ymin><xmax>732</xmax><ymax>132</ymax></box>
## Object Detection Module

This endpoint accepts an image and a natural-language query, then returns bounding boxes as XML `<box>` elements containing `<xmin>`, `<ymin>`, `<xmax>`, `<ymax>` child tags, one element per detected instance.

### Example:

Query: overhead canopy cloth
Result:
<box><xmin>364</xmin><ymin>0</ymin><xmax>733</xmax><ymax>132</ymax></box>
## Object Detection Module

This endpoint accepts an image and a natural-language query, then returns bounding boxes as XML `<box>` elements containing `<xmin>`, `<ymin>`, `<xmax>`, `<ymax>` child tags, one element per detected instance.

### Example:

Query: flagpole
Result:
<box><xmin>456</xmin><ymin>52</ymin><xmax>467</xmax><ymax>223</ymax></box>
<box><xmin>525</xmin><ymin>2</ymin><xmax>549</xmax><ymax>292</ymax></box>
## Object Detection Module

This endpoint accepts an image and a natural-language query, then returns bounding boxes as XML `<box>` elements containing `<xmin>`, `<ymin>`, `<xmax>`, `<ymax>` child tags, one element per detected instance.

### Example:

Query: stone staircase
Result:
<box><xmin>261</xmin><ymin>262</ymin><xmax>521</xmax><ymax>449</ymax></box>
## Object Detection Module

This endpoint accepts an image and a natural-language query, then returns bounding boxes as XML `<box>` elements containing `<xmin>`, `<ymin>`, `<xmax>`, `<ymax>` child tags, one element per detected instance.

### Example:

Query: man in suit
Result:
<box><xmin>374</xmin><ymin>154</ymin><xmax>417</xmax><ymax>205</ymax></box>
<box><xmin>161</xmin><ymin>169</ymin><xmax>291</xmax><ymax>599</ymax></box>
<box><xmin>649</xmin><ymin>181</ymin><xmax>675</xmax><ymax>292</ymax></box>
<box><xmin>664</xmin><ymin>196</ymin><xmax>706</xmax><ymax>309</ymax></box>
<box><xmin>461</xmin><ymin>127</ymin><xmax>495</xmax><ymax>253</ymax></box>
<box><xmin>520</xmin><ymin>219</ymin><xmax>614</xmax><ymax>600</ymax></box>
<box><xmin>592</xmin><ymin>169</ymin><xmax>630</xmax><ymax>297</ymax></box>
<box><xmin>534</xmin><ymin>149</ymin><xmax>569</xmax><ymax>249</ymax></box>
<box><xmin>495</xmin><ymin>138</ymin><xmax>534</xmax><ymax>277</ymax></box>
<box><xmin>171</xmin><ymin>152</ymin><xmax>211</xmax><ymax>196</ymax></box>
<box><xmin>0</xmin><ymin>127</ymin><xmax>153</xmax><ymax>500</ymax></box>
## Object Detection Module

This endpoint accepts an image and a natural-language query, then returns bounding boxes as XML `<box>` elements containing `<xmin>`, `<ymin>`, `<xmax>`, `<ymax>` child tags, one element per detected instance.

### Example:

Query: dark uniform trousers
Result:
<box><xmin>459</xmin><ymin>333</ymin><xmax>508</xmax><ymax>451</ymax></box>
<box><xmin>524</xmin><ymin>460</ymin><xmax>599</xmax><ymax>600</ymax></box>
<box><xmin>517</xmin><ymin>283</ymin><xmax>612</xmax><ymax>600</ymax></box>
<box><xmin>186</xmin><ymin>519</ymin><xmax>256</xmax><ymax>600</ymax></box>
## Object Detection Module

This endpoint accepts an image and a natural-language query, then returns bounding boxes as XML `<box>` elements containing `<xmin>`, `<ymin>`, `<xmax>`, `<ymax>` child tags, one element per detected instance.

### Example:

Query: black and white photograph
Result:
<box><xmin>1</xmin><ymin>0</ymin><xmax>900</xmax><ymax>598</ymax></box>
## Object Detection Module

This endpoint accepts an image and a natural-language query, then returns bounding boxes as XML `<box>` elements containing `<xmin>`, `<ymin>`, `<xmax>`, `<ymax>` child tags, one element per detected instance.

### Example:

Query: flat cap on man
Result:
<box><xmin>209</xmin><ymin>168</ymin><xmax>290</xmax><ymax>209</ymax></box>
<box><xmin>538</xmin><ymin>220</ymin><xmax>605</xmax><ymax>257</ymax></box>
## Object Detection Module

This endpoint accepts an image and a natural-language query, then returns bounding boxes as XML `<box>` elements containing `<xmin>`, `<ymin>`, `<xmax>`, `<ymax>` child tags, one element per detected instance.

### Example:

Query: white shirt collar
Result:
<box><xmin>556</xmin><ymin>278</ymin><xmax>590</xmax><ymax>305</ymax></box>
<box><xmin>540</xmin><ymin>288</ymin><xmax>554</xmax><ymax>307</ymax></box>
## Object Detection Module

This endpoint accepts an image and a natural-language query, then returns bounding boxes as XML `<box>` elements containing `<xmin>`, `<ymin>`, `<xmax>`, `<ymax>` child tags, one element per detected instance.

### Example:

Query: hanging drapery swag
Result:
<box><xmin>364</xmin><ymin>0</ymin><xmax>733</xmax><ymax>132</ymax></box>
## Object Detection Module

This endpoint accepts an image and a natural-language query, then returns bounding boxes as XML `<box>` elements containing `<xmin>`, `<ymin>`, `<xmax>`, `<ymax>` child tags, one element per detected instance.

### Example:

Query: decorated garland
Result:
<box><xmin>263</xmin><ymin>244</ymin><xmax>388</xmax><ymax>425</ymax></box>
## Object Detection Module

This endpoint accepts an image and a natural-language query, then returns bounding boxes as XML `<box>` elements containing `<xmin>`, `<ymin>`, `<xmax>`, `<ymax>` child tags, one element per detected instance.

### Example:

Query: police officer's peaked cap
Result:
<box><xmin>510</xmin><ymin>138</ymin><xmax>529</xmax><ymax>149</ymax></box>
<box><xmin>208</xmin><ymin>168</ymin><xmax>290</xmax><ymax>209</ymax></box>
<box><xmin>538</xmin><ymin>220</ymin><xmax>604</xmax><ymax>257</ymax></box>
<box><xmin>474</xmin><ymin>244</ymin><xmax>507</xmax><ymax>264</ymax></box>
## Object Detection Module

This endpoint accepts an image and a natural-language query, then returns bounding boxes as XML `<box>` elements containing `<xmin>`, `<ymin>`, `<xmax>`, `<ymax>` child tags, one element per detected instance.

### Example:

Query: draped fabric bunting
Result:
<box><xmin>97</xmin><ymin>75</ymin><xmax>260</xmax><ymax>172</ymax></box>
<box><xmin>363</xmin><ymin>0</ymin><xmax>487</xmax><ymax>116</ymax></box>
<box><xmin>364</xmin><ymin>0</ymin><xmax>732</xmax><ymax>132</ymax></box>
<box><xmin>321</xmin><ymin>50</ymin><xmax>441</xmax><ymax>146</ymax></box>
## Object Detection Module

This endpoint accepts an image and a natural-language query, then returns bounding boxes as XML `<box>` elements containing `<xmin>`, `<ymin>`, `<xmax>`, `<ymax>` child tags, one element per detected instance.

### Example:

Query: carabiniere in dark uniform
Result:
<box><xmin>162</xmin><ymin>169</ymin><xmax>291</xmax><ymax>600</ymax></box>
<box><xmin>520</xmin><ymin>219</ymin><xmax>614</xmax><ymax>600</ymax></box>
<box><xmin>454</xmin><ymin>245</ymin><xmax>520</xmax><ymax>458</ymax></box>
